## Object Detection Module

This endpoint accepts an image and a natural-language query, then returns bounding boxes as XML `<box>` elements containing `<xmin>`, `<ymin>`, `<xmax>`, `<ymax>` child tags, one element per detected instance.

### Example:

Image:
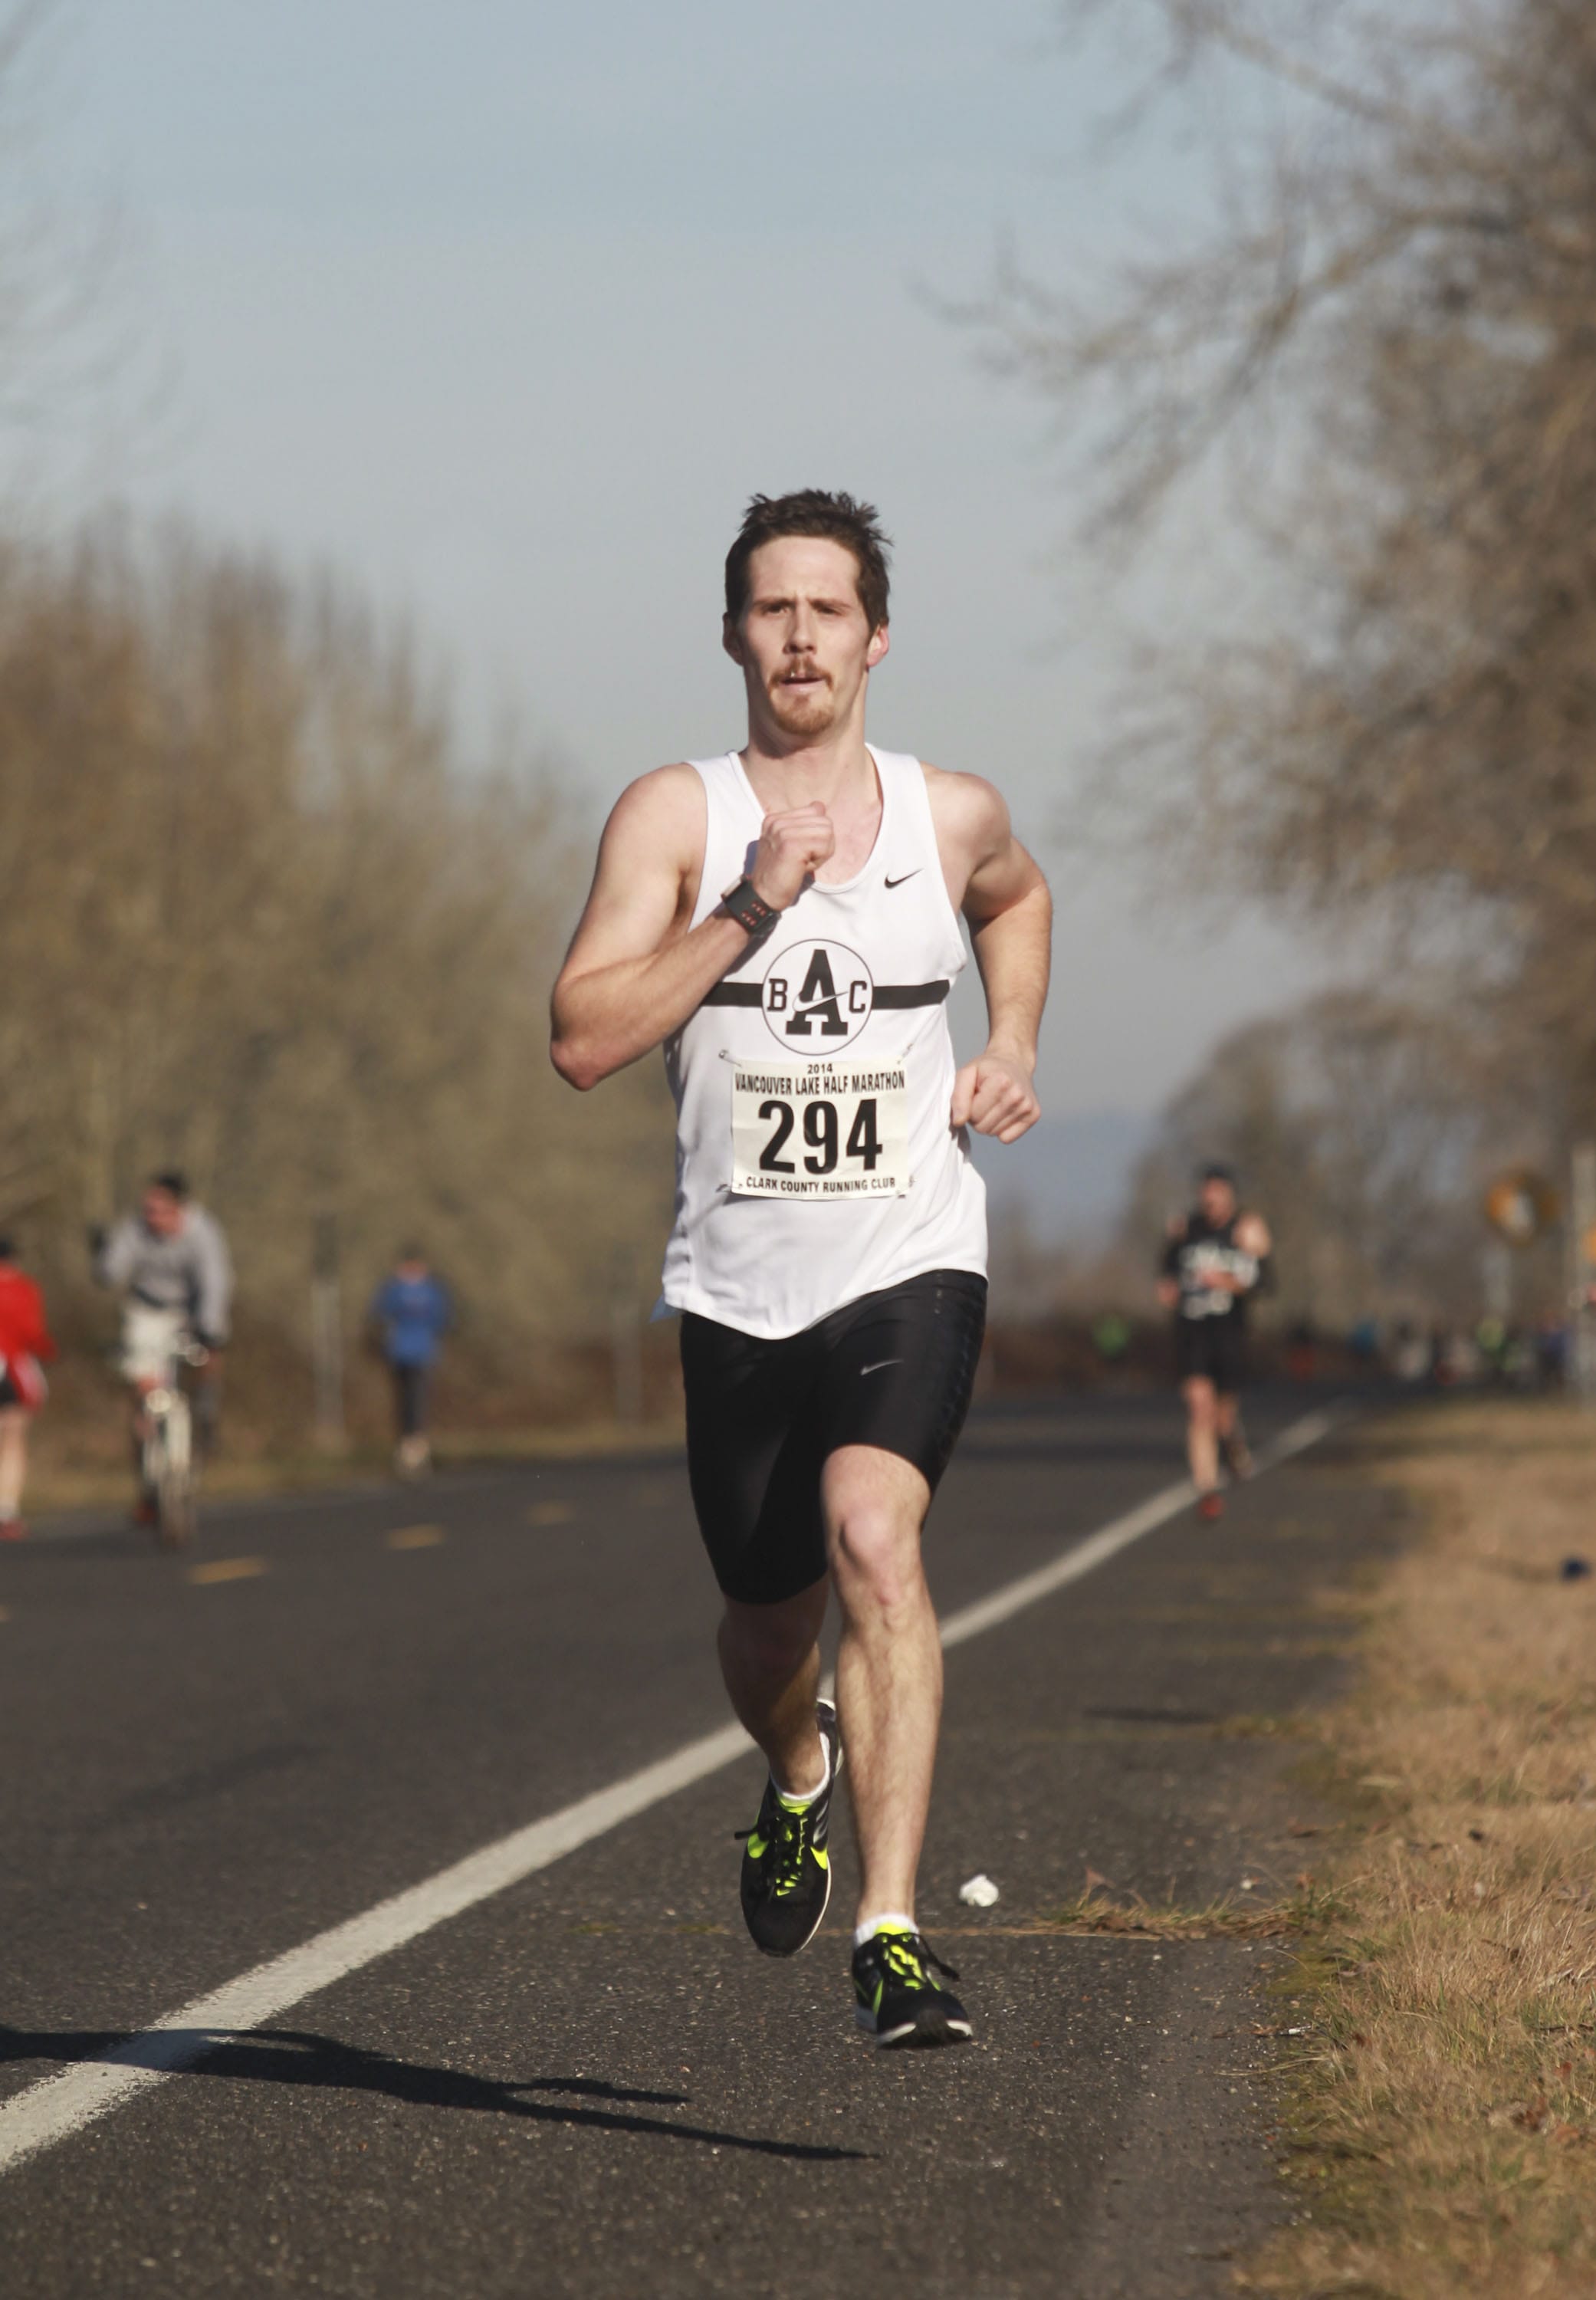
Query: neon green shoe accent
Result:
<box><xmin>737</xmin><ymin>1700</ymin><xmax>841</xmax><ymax>1956</ymax></box>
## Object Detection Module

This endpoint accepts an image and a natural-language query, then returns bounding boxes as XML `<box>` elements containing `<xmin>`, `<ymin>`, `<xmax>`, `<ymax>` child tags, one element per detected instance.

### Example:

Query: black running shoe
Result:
<box><xmin>852</xmin><ymin>1928</ymin><xmax>972</xmax><ymax>2049</ymax></box>
<box><xmin>736</xmin><ymin>1699</ymin><xmax>842</xmax><ymax>1958</ymax></box>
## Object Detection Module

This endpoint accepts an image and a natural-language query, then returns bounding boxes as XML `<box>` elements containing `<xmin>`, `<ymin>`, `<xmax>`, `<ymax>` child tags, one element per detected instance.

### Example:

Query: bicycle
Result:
<box><xmin>139</xmin><ymin>1337</ymin><xmax>210</xmax><ymax>1551</ymax></box>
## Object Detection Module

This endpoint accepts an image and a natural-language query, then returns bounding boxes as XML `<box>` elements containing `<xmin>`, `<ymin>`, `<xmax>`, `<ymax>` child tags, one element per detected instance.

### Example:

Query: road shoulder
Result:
<box><xmin>1240</xmin><ymin>1398</ymin><xmax>1596</xmax><ymax>2300</ymax></box>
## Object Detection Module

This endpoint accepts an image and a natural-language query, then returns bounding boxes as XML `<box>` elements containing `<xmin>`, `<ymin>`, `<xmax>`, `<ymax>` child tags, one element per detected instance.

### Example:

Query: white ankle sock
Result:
<box><xmin>774</xmin><ymin>1742</ymin><xmax>831</xmax><ymax>1809</ymax></box>
<box><xmin>854</xmin><ymin>1911</ymin><xmax>916</xmax><ymax>1947</ymax></box>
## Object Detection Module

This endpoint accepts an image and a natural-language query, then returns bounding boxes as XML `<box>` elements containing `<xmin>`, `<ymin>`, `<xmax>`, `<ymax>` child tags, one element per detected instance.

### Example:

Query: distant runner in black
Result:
<box><xmin>1158</xmin><ymin>1162</ymin><xmax>1273</xmax><ymax>1521</ymax></box>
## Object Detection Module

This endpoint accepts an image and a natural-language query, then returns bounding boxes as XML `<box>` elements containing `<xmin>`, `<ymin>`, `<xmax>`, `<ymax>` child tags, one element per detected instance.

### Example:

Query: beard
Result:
<box><xmin>767</xmin><ymin>674</ymin><xmax>839</xmax><ymax>738</ymax></box>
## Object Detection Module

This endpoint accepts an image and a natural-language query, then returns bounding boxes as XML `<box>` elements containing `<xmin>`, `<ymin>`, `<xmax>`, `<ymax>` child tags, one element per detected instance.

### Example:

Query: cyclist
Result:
<box><xmin>367</xmin><ymin>1245</ymin><xmax>452</xmax><ymax>1477</ymax></box>
<box><xmin>552</xmin><ymin>490</ymin><xmax>1050</xmax><ymax>2047</ymax></box>
<box><xmin>1158</xmin><ymin>1162</ymin><xmax>1272</xmax><ymax>1520</ymax></box>
<box><xmin>91</xmin><ymin>1171</ymin><xmax>233</xmax><ymax>1518</ymax></box>
<box><xmin>0</xmin><ymin>1234</ymin><xmax>56</xmax><ymax>1539</ymax></box>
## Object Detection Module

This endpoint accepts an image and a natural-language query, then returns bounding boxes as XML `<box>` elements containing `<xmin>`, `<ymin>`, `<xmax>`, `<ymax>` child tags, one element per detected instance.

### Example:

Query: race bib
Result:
<box><xmin>1180</xmin><ymin>1244</ymin><xmax>1258</xmax><ymax>1319</ymax></box>
<box><xmin>730</xmin><ymin>1059</ymin><xmax>910</xmax><ymax>1199</ymax></box>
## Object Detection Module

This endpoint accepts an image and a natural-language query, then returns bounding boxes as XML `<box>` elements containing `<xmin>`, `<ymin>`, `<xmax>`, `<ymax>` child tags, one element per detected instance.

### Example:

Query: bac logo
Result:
<box><xmin>760</xmin><ymin>939</ymin><xmax>874</xmax><ymax>1050</ymax></box>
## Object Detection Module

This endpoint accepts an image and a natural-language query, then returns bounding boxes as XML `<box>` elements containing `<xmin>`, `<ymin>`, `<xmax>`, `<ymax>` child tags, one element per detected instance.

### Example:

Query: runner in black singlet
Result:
<box><xmin>1158</xmin><ymin>1162</ymin><xmax>1273</xmax><ymax>1520</ymax></box>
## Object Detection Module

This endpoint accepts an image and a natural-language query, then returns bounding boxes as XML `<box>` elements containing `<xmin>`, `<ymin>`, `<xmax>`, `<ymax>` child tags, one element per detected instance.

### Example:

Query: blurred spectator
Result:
<box><xmin>0</xmin><ymin>1236</ymin><xmax>56</xmax><ymax>1538</ymax></box>
<box><xmin>1535</xmin><ymin>1318</ymin><xmax>1568</xmax><ymax>1389</ymax></box>
<box><xmin>369</xmin><ymin>1247</ymin><xmax>452</xmax><ymax>1477</ymax></box>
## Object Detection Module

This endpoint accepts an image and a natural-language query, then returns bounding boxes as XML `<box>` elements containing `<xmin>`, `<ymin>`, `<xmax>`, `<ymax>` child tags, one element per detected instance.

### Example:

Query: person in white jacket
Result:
<box><xmin>93</xmin><ymin>1170</ymin><xmax>234</xmax><ymax>1518</ymax></box>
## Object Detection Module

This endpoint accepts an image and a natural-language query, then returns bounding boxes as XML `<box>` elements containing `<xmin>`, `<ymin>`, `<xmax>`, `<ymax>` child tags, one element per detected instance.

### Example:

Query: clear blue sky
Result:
<box><xmin>32</xmin><ymin>0</ymin><xmax>1333</xmax><ymax>1221</ymax></box>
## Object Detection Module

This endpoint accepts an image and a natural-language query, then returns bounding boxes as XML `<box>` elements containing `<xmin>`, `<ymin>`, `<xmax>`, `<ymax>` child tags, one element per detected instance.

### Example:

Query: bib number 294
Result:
<box><xmin>731</xmin><ymin>1062</ymin><xmax>909</xmax><ymax>1198</ymax></box>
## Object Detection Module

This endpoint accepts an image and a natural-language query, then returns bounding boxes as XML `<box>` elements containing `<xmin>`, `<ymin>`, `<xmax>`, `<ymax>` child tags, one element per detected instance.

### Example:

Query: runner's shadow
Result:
<box><xmin>0</xmin><ymin>2026</ymin><xmax>867</xmax><ymax>2163</ymax></box>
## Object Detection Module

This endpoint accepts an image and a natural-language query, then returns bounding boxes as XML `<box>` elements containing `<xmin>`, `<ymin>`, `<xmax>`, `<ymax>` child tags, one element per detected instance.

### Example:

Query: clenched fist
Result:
<box><xmin>950</xmin><ymin>1050</ymin><xmax>1039</xmax><ymax>1145</ymax></box>
<box><xmin>750</xmin><ymin>803</ymin><xmax>835</xmax><ymax>911</ymax></box>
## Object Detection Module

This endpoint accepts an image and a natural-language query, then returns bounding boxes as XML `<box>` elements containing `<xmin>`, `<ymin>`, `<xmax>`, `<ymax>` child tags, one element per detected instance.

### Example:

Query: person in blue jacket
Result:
<box><xmin>368</xmin><ymin>1246</ymin><xmax>452</xmax><ymax>1476</ymax></box>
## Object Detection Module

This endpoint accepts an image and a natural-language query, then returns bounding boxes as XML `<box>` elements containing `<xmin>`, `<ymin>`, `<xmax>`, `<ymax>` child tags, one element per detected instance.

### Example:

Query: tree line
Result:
<box><xmin>980</xmin><ymin>0</ymin><xmax>1596</xmax><ymax>1312</ymax></box>
<box><xmin>0</xmin><ymin>524</ymin><xmax>673</xmax><ymax>1423</ymax></box>
<box><xmin>975</xmin><ymin>0</ymin><xmax>1591</xmax><ymax>1270</ymax></box>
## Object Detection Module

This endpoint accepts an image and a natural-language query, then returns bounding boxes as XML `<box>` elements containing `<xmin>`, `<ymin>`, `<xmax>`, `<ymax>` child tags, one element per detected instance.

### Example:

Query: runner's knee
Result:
<box><xmin>829</xmin><ymin>1503</ymin><xmax>924</xmax><ymax>1618</ymax></box>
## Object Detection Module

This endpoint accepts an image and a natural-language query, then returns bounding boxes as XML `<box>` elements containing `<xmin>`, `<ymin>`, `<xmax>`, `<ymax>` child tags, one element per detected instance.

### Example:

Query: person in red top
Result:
<box><xmin>0</xmin><ymin>1235</ymin><xmax>56</xmax><ymax>1539</ymax></box>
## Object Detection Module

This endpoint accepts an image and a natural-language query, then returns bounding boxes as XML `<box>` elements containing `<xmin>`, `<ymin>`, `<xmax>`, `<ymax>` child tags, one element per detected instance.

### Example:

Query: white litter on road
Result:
<box><xmin>958</xmin><ymin>1874</ymin><xmax>1000</xmax><ymax>1907</ymax></box>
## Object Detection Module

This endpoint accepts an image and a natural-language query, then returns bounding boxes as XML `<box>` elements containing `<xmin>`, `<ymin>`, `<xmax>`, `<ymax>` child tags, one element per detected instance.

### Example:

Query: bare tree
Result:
<box><xmin>1122</xmin><ymin>987</ymin><xmax>1555</xmax><ymax>1324</ymax></box>
<box><xmin>988</xmin><ymin>0</ymin><xmax>1596</xmax><ymax>1119</ymax></box>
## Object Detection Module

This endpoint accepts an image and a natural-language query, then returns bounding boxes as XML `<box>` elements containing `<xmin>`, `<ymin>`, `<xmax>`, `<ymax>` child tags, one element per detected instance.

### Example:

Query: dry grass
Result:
<box><xmin>1043</xmin><ymin>1882</ymin><xmax>1350</xmax><ymax>1942</ymax></box>
<box><xmin>1241</xmin><ymin>1398</ymin><xmax>1596</xmax><ymax>2300</ymax></box>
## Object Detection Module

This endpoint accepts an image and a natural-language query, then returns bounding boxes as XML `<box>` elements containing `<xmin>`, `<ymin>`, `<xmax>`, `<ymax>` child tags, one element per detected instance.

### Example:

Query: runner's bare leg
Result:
<box><xmin>823</xmin><ymin>1443</ymin><xmax>938</xmax><ymax>1925</ymax></box>
<box><xmin>717</xmin><ymin>1582</ymin><xmax>829</xmax><ymax>1796</ymax></box>
<box><xmin>0</xmin><ymin>1406</ymin><xmax>26</xmax><ymax>1518</ymax></box>
<box><xmin>1182</xmin><ymin>1375</ymin><xmax>1220</xmax><ymax>1491</ymax></box>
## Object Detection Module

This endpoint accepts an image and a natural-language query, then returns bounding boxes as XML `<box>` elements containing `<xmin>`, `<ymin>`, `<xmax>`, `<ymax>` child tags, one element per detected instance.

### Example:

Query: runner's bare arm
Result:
<box><xmin>550</xmin><ymin>767</ymin><xmax>834</xmax><ymax>1089</ymax></box>
<box><xmin>1235</xmin><ymin>1213</ymin><xmax>1272</xmax><ymax>1259</ymax></box>
<box><xmin>926</xmin><ymin>769</ymin><xmax>1051</xmax><ymax>1145</ymax></box>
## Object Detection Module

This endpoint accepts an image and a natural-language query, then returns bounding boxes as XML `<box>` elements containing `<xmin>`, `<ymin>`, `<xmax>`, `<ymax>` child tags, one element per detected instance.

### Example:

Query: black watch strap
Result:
<box><xmin>720</xmin><ymin>876</ymin><xmax>779</xmax><ymax>937</ymax></box>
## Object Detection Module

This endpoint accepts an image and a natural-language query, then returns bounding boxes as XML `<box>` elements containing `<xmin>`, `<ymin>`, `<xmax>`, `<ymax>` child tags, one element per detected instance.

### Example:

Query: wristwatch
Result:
<box><xmin>720</xmin><ymin>876</ymin><xmax>779</xmax><ymax>938</ymax></box>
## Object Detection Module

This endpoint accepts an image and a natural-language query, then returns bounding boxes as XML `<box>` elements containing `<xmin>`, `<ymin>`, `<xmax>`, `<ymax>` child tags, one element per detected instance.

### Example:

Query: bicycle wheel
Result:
<box><xmin>140</xmin><ymin>1405</ymin><xmax>169</xmax><ymax>1549</ymax></box>
<box><xmin>155</xmin><ymin>1395</ymin><xmax>196</xmax><ymax>1551</ymax></box>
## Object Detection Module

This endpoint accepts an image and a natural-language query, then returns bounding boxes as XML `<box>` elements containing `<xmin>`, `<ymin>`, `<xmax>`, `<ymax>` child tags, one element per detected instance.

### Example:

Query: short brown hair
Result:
<box><xmin>724</xmin><ymin>490</ymin><xmax>892</xmax><ymax>632</ymax></box>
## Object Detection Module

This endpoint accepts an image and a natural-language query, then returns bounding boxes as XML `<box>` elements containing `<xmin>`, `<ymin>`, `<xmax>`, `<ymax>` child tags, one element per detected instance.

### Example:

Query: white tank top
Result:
<box><xmin>659</xmin><ymin>745</ymin><xmax>987</xmax><ymax>1339</ymax></box>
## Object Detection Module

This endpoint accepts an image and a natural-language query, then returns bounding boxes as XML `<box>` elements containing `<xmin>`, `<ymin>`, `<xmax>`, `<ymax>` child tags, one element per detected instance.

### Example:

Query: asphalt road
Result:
<box><xmin>0</xmin><ymin>1388</ymin><xmax>1397</xmax><ymax>2298</ymax></box>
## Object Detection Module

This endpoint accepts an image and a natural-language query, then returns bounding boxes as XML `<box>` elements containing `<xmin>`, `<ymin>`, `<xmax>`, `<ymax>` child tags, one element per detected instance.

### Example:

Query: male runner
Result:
<box><xmin>1158</xmin><ymin>1162</ymin><xmax>1272</xmax><ymax>1520</ymax></box>
<box><xmin>550</xmin><ymin>490</ymin><xmax>1050</xmax><ymax>2047</ymax></box>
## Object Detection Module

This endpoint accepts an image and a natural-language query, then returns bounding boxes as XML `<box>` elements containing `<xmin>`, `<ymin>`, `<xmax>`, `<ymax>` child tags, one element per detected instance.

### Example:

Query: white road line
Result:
<box><xmin>0</xmin><ymin>1719</ymin><xmax>751</xmax><ymax>2178</ymax></box>
<box><xmin>0</xmin><ymin>1400</ymin><xmax>1347</xmax><ymax>2179</ymax></box>
<box><xmin>937</xmin><ymin>1405</ymin><xmax>1339</xmax><ymax>1653</ymax></box>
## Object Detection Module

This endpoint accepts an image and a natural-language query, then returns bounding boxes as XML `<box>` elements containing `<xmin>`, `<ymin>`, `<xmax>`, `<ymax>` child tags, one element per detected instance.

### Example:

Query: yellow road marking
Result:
<box><xmin>188</xmin><ymin>1557</ymin><xmax>266</xmax><ymax>1586</ymax></box>
<box><xmin>387</xmin><ymin>1524</ymin><xmax>445</xmax><ymax>1550</ymax></box>
<box><xmin>527</xmin><ymin>1501</ymin><xmax>573</xmax><ymax>1526</ymax></box>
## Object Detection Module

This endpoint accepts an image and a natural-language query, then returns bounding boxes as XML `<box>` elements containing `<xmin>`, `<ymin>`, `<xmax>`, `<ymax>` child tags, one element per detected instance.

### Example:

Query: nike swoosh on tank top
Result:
<box><xmin>658</xmin><ymin>746</ymin><xmax>988</xmax><ymax>1339</ymax></box>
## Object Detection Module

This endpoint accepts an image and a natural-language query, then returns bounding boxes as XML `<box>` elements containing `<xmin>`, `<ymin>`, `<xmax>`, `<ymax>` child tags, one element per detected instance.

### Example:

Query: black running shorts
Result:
<box><xmin>1174</xmin><ymin>1314</ymin><xmax>1247</xmax><ymax>1393</ymax></box>
<box><xmin>680</xmin><ymin>1268</ymin><xmax>988</xmax><ymax>1608</ymax></box>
